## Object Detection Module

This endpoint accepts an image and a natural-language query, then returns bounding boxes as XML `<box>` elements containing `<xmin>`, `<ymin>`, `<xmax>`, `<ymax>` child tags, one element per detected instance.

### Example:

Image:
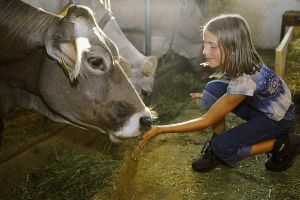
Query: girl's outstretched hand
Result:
<box><xmin>139</xmin><ymin>125</ymin><xmax>161</xmax><ymax>149</ymax></box>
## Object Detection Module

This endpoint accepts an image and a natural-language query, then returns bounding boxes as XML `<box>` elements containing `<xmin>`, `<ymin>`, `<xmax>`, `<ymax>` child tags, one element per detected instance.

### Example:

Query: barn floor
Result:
<box><xmin>1</xmin><ymin>50</ymin><xmax>300</xmax><ymax>200</ymax></box>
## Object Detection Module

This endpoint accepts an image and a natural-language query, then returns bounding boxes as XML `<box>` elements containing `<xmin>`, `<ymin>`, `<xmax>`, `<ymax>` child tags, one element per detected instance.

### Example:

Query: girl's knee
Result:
<box><xmin>200</xmin><ymin>90</ymin><xmax>217</xmax><ymax>109</ymax></box>
<box><xmin>200</xmin><ymin>80</ymin><xmax>228</xmax><ymax>109</ymax></box>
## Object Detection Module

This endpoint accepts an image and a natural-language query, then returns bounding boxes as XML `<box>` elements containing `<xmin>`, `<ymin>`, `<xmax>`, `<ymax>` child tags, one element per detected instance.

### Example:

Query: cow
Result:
<box><xmin>22</xmin><ymin>0</ymin><xmax>158</xmax><ymax>98</ymax></box>
<box><xmin>110</xmin><ymin>0</ymin><xmax>206</xmax><ymax>72</ymax></box>
<box><xmin>0</xmin><ymin>0</ymin><xmax>152</xmax><ymax>144</ymax></box>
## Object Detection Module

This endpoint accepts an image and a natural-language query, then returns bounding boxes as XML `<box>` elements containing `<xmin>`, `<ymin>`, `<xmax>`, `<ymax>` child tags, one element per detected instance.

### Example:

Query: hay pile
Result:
<box><xmin>285</xmin><ymin>38</ymin><xmax>300</xmax><ymax>95</ymax></box>
<box><xmin>4</xmin><ymin>148</ymin><xmax>121</xmax><ymax>200</ymax></box>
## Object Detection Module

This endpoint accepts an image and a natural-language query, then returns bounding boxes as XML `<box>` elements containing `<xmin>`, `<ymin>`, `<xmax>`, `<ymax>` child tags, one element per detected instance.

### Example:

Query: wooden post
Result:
<box><xmin>275</xmin><ymin>26</ymin><xmax>294</xmax><ymax>77</ymax></box>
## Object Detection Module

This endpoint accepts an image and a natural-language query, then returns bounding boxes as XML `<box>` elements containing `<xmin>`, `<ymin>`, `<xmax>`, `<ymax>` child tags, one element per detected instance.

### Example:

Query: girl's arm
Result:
<box><xmin>139</xmin><ymin>93</ymin><xmax>246</xmax><ymax>148</ymax></box>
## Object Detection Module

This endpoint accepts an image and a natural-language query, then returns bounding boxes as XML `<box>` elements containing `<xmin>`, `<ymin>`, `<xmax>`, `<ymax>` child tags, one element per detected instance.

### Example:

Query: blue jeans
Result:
<box><xmin>200</xmin><ymin>80</ymin><xmax>295</xmax><ymax>166</ymax></box>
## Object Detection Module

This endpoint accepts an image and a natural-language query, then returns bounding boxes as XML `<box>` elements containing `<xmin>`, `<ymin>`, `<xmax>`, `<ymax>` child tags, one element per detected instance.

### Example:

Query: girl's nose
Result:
<box><xmin>202</xmin><ymin>46</ymin><xmax>208</xmax><ymax>56</ymax></box>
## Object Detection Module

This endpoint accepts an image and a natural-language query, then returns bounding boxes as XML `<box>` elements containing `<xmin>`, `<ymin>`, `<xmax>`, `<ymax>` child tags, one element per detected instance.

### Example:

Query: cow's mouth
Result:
<box><xmin>109</xmin><ymin>131</ymin><xmax>143</xmax><ymax>144</ymax></box>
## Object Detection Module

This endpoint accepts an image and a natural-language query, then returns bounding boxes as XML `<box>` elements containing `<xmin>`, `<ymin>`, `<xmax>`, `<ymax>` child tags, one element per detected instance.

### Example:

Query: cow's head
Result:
<box><xmin>119</xmin><ymin>56</ymin><xmax>158</xmax><ymax>98</ymax></box>
<box><xmin>41</xmin><ymin>5</ymin><xmax>151</xmax><ymax>142</ymax></box>
<box><xmin>87</xmin><ymin>1</ymin><xmax>159</xmax><ymax>99</ymax></box>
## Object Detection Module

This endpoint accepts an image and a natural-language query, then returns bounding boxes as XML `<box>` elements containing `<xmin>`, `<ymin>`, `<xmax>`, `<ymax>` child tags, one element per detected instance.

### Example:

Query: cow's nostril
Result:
<box><xmin>140</xmin><ymin>116</ymin><xmax>152</xmax><ymax>130</ymax></box>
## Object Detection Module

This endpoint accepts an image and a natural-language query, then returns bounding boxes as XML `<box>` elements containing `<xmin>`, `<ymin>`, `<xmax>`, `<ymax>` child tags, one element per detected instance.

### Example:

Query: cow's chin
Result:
<box><xmin>109</xmin><ymin>129</ymin><xmax>141</xmax><ymax>143</ymax></box>
<box><xmin>109</xmin><ymin>134</ymin><xmax>124</xmax><ymax>143</ymax></box>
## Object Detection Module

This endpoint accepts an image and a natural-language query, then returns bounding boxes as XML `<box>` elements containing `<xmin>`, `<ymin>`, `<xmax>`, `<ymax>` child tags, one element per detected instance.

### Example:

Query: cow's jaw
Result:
<box><xmin>109</xmin><ymin>107</ymin><xmax>151</xmax><ymax>143</ymax></box>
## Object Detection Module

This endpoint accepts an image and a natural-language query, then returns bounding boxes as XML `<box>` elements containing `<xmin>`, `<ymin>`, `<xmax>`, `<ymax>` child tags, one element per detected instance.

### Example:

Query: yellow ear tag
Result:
<box><xmin>60</xmin><ymin>57</ymin><xmax>69</xmax><ymax>73</ymax></box>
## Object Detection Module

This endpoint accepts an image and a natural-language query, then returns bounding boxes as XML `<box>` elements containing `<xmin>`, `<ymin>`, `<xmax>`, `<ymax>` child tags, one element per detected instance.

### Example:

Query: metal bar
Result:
<box><xmin>145</xmin><ymin>0</ymin><xmax>151</xmax><ymax>55</ymax></box>
<box><xmin>103</xmin><ymin>0</ymin><xmax>111</xmax><ymax>11</ymax></box>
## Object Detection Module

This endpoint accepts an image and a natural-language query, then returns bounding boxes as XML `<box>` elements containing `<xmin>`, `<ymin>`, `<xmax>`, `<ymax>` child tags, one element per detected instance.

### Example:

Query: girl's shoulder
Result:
<box><xmin>228</xmin><ymin>64</ymin><xmax>279</xmax><ymax>89</ymax></box>
<box><xmin>234</xmin><ymin>64</ymin><xmax>278</xmax><ymax>82</ymax></box>
<box><xmin>257</xmin><ymin>64</ymin><xmax>283</xmax><ymax>82</ymax></box>
<box><xmin>228</xmin><ymin>73</ymin><xmax>256</xmax><ymax>96</ymax></box>
<box><xmin>230</xmin><ymin>73</ymin><xmax>253</xmax><ymax>83</ymax></box>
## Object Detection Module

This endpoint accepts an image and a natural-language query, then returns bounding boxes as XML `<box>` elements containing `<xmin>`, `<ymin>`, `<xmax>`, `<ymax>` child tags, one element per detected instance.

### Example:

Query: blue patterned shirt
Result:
<box><xmin>227</xmin><ymin>65</ymin><xmax>293</xmax><ymax>121</ymax></box>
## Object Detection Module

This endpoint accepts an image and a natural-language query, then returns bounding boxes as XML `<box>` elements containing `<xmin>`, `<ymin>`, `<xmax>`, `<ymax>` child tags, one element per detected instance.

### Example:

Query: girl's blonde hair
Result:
<box><xmin>203</xmin><ymin>14</ymin><xmax>263</xmax><ymax>79</ymax></box>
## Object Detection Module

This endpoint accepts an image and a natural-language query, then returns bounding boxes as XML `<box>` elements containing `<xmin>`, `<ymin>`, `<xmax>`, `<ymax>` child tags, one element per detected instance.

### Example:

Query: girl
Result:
<box><xmin>139</xmin><ymin>14</ymin><xmax>300</xmax><ymax>172</ymax></box>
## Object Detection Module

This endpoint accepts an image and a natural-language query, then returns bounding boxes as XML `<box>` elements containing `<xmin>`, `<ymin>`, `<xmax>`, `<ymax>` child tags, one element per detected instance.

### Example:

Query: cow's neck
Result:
<box><xmin>0</xmin><ymin>0</ymin><xmax>59</xmax><ymax>62</ymax></box>
<box><xmin>0</xmin><ymin>48</ymin><xmax>46</xmax><ymax>96</ymax></box>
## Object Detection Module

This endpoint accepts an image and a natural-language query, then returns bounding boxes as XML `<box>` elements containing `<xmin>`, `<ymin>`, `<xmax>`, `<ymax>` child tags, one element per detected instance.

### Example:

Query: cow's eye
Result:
<box><xmin>88</xmin><ymin>57</ymin><xmax>106</xmax><ymax>71</ymax></box>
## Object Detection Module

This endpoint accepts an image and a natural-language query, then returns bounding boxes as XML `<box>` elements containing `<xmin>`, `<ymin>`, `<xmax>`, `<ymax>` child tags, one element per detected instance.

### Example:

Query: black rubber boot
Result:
<box><xmin>265</xmin><ymin>133</ymin><xmax>300</xmax><ymax>172</ymax></box>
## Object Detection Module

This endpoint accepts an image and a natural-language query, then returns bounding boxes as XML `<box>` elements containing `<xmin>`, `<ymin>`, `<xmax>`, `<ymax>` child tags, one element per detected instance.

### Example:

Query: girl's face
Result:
<box><xmin>202</xmin><ymin>30</ymin><xmax>223</xmax><ymax>68</ymax></box>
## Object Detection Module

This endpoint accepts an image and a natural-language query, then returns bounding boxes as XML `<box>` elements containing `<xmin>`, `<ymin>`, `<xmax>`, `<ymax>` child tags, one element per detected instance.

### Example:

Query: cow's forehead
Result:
<box><xmin>71</xmin><ymin>18</ymin><xmax>105</xmax><ymax>43</ymax></box>
<box><xmin>72</xmin><ymin>17</ymin><xmax>95</xmax><ymax>35</ymax></box>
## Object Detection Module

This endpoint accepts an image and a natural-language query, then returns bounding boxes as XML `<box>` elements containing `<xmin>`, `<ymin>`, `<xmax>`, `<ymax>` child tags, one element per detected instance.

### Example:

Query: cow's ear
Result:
<box><xmin>58</xmin><ymin>41</ymin><xmax>77</xmax><ymax>75</ymax></box>
<box><xmin>45</xmin><ymin>37</ymin><xmax>91</xmax><ymax>82</ymax></box>
<box><xmin>45</xmin><ymin>40</ymin><xmax>77</xmax><ymax>82</ymax></box>
<box><xmin>142</xmin><ymin>56</ymin><xmax>158</xmax><ymax>77</ymax></box>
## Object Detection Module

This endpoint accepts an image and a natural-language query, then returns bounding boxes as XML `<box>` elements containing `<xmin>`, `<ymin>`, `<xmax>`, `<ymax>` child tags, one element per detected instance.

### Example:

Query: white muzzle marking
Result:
<box><xmin>110</xmin><ymin>107</ymin><xmax>151</xmax><ymax>142</ymax></box>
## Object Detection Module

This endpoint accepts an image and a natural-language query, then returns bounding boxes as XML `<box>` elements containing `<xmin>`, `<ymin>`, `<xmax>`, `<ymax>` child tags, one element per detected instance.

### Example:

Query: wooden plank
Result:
<box><xmin>275</xmin><ymin>26</ymin><xmax>294</xmax><ymax>77</ymax></box>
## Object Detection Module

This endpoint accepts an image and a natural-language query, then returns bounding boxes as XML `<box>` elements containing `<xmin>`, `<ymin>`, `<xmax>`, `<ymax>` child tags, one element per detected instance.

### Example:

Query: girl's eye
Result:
<box><xmin>88</xmin><ymin>57</ymin><xmax>107</xmax><ymax>72</ymax></box>
<box><xmin>203</xmin><ymin>41</ymin><xmax>218</xmax><ymax>49</ymax></box>
<box><xmin>203</xmin><ymin>43</ymin><xmax>217</xmax><ymax>49</ymax></box>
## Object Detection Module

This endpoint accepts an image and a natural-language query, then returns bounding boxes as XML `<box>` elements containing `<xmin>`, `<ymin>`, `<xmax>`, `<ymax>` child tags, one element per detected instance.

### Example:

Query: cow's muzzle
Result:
<box><xmin>109</xmin><ymin>107</ymin><xmax>152</xmax><ymax>143</ymax></box>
